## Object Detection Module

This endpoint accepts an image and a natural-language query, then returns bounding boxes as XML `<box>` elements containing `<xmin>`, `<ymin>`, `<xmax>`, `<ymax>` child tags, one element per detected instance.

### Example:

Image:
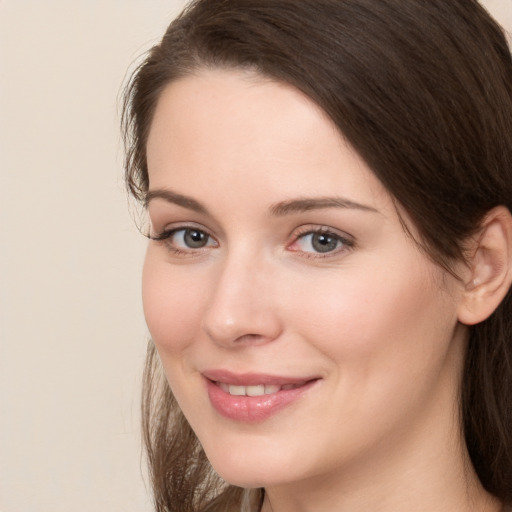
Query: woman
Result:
<box><xmin>122</xmin><ymin>0</ymin><xmax>512</xmax><ymax>510</ymax></box>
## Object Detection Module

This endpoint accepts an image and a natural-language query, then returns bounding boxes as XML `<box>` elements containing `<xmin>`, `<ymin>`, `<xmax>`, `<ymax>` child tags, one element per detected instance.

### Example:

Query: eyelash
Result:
<box><xmin>149</xmin><ymin>225</ymin><xmax>354</xmax><ymax>259</ymax></box>
<box><xmin>149</xmin><ymin>225</ymin><xmax>218</xmax><ymax>256</ymax></box>
<box><xmin>288</xmin><ymin>226</ymin><xmax>354</xmax><ymax>259</ymax></box>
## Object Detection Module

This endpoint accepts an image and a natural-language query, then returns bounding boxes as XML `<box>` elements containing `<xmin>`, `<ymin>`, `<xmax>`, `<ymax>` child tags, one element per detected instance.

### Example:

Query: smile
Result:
<box><xmin>203</xmin><ymin>371</ymin><xmax>319</xmax><ymax>422</ymax></box>
<box><xmin>216</xmin><ymin>381</ymin><xmax>307</xmax><ymax>396</ymax></box>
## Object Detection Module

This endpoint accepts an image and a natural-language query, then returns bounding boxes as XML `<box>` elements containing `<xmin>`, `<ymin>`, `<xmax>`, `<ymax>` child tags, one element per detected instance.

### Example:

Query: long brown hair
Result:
<box><xmin>122</xmin><ymin>1</ymin><xmax>512</xmax><ymax>510</ymax></box>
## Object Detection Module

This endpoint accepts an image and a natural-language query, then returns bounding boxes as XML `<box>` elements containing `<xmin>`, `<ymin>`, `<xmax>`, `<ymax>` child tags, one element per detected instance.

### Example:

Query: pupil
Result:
<box><xmin>312</xmin><ymin>233</ymin><xmax>338</xmax><ymax>253</ymax></box>
<box><xmin>185</xmin><ymin>229</ymin><xmax>207</xmax><ymax>248</ymax></box>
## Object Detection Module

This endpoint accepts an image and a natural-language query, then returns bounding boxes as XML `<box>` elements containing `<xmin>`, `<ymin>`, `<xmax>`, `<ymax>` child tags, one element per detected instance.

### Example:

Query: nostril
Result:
<box><xmin>231</xmin><ymin>333</ymin><xmax>270</xmax><ymax>345</ymax></box>
<box><xmin>202</xmin><ymin>290</ymin><xmax>283</xmax><ymax>347</ymax></box>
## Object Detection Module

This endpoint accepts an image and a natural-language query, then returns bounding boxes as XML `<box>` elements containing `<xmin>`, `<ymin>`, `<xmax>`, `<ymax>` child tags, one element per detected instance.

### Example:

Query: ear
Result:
<box><xmin>458</xmin><ymin>206</ymin><xmax>512</xmax><ymax>326</ymax></box>
<box><xmin>458</xmin><ymin>206</ymin><xmax>512</xmax><ymax>325</ymax></box>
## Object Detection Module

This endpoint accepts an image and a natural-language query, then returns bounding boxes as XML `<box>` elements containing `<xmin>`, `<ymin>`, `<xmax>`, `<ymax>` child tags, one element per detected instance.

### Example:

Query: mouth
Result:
<box><xmin>202</xmin><ymin>370</ymin><xmax>320</xmax><ymax>422</ymax></box>
<box><xmin>215</xmin><ymin>381</ymin><xmax>309</xmax><ymax>396</ymax></box>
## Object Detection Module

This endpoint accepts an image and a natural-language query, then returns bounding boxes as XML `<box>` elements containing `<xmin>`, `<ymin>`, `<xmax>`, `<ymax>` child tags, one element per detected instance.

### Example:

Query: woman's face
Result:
<box><xmin>143</xmin><ymin>69</ymin><xmax>468</xmax><ymax>489</ymax></box>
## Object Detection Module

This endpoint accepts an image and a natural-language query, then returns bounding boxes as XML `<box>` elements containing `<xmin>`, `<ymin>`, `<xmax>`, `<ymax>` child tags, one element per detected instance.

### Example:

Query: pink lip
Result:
<box><xmin>203</xmin><ymin>369</ymin><xmax>320</xmax><ymax>423</ymax></box>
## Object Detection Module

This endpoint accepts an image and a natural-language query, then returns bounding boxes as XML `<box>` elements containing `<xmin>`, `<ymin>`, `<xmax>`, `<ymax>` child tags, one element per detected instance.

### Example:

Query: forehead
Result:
<box><xmin>147</xmin><ymin>69</ymin><xmax>339</xmax><ymax>168</ymax></box>
<box><xmin>146</xmin><ymin>69</ymin><xmax>389</xmax><ymax>207</ymax></box>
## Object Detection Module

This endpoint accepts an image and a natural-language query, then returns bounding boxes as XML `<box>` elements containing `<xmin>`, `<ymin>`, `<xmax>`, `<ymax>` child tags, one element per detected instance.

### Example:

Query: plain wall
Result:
<box><xmin>0</xmin><ymin>1</ymin><xmax>510</xmax><ymax>511</ymax></box>
<box><xmin>0</xmin><ymin>2</ymin><xmax>187</xmax><ymax>511</ymax></box>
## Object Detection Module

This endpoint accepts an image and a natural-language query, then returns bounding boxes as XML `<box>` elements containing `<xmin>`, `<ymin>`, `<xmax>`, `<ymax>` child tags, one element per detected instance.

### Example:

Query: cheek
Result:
<box><xmin>141</xmin><ymin>249</ymin><xmax>205</xmax><ymax>354</ymax></box>
<box><xmin>287</xmin><ymin>260</ymin><xmax>458</xmax><ymax>372</ymax></box>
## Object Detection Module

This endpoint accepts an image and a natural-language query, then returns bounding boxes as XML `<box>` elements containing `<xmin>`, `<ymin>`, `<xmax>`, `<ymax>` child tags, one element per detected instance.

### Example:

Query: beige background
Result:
<box><xmin>0</xmin><ymin>1</ymin><xmax>510</xmax><ymax>511</ymax></box>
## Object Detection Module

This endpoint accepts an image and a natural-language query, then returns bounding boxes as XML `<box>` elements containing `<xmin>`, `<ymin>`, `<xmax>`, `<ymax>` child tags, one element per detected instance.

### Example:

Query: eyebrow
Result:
<box><xmin>144</xmin><ymin>189</ymin><xmax>209</xmax><ymax>214</ymax></box>
<box><xmin>269</xmin><ymin>197</ymin><xmax>378</xmax><ymax>216</ymax></box>
<box><xmin>145</xmin><ymin>189</ymin><xmax>378</xmax><ymax>216</ymax></box>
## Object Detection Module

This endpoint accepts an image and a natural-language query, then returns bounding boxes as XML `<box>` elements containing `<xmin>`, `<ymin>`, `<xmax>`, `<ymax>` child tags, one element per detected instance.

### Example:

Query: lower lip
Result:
<box><xmin>205</xmin><ymin>379</ymin><xmax>318</xmax><ymax>422</ymax></box>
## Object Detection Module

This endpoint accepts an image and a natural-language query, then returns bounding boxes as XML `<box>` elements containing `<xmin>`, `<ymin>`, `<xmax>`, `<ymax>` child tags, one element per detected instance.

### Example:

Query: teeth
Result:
<box><xmin>217</xmin><ymin>382</ymin><xmax>305</xmax><ymax>396</ymax></box>
<box><xmin>246</xmin><ymin>385</ymin><xmax>265</xmax><ymax>396</ymax></box>
<box><xmin>229</xmin><ymin>385</ymin><xmax>246</xmax><ymax>396</ymax></box>
<box><xmin>218</xmin><ymin>382</ymin><xmax>230</xmax><ymax>393</ymax></box>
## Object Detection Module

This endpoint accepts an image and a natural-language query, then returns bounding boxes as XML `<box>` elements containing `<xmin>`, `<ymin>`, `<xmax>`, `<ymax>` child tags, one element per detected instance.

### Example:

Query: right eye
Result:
<box><xmin>150</xmin><ymin>227</ymin><xmax>218</xmax><ymax>252</ymax></box>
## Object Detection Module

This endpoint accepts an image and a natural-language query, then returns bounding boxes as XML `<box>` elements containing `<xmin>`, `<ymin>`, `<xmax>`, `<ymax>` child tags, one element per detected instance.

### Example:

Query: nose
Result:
<box><xmin>201</xmin><ymin>253</ymin><xmax>283</xmax><ymax>348</ymax></box>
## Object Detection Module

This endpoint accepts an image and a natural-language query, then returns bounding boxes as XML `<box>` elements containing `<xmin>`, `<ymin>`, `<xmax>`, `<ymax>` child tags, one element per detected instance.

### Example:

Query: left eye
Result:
<box><xmin>171</xmin><ymin>228</ymin><xmax>215</xmax><ymax>249</ymax></box>
<box><xmin>292</xmin><ymin>231</ymin><xmax>348</xmax><ymax>254</ymax></box>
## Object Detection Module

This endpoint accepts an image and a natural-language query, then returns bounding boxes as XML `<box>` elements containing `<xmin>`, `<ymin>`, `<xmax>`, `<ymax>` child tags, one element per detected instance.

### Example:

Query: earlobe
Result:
<box><xmin>457</xmin><ymin>206</ymin><xmax>512</xmax><ymax>326</ymax></box>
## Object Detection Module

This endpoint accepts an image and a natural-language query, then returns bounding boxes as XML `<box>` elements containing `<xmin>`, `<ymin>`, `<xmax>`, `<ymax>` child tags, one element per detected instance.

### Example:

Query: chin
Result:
<box><xmin>214</xmin><ymin>467</ymin><xmax>289</xmax><ymax>489</ymax></box>
<box><xmin>204</xmin><ymin>444</ymin><xmax>302</xmax><ymax>488</ymax></box>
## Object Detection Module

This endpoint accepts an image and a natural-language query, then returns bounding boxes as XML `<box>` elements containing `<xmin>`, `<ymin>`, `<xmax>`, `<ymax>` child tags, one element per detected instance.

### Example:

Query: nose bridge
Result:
<box><xmin>202</xmin><ymin>247</ymin><xmax>281</xmax><ymax>347</ymax></box>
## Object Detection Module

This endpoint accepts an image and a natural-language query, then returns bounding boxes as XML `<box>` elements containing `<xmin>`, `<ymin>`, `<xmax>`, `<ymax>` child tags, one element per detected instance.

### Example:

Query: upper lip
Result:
<box><xmin>202</xmin><ymin>369</ymin><xmax>319</xmax><ymax>386</ymax></box>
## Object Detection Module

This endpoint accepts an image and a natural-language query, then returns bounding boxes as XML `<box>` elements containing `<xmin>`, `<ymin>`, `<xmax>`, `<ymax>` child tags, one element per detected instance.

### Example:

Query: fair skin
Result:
<box><xmin>143</xmin><ymin>69</ymin><xmax>504</xmax><ymax>512</ymax></box>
